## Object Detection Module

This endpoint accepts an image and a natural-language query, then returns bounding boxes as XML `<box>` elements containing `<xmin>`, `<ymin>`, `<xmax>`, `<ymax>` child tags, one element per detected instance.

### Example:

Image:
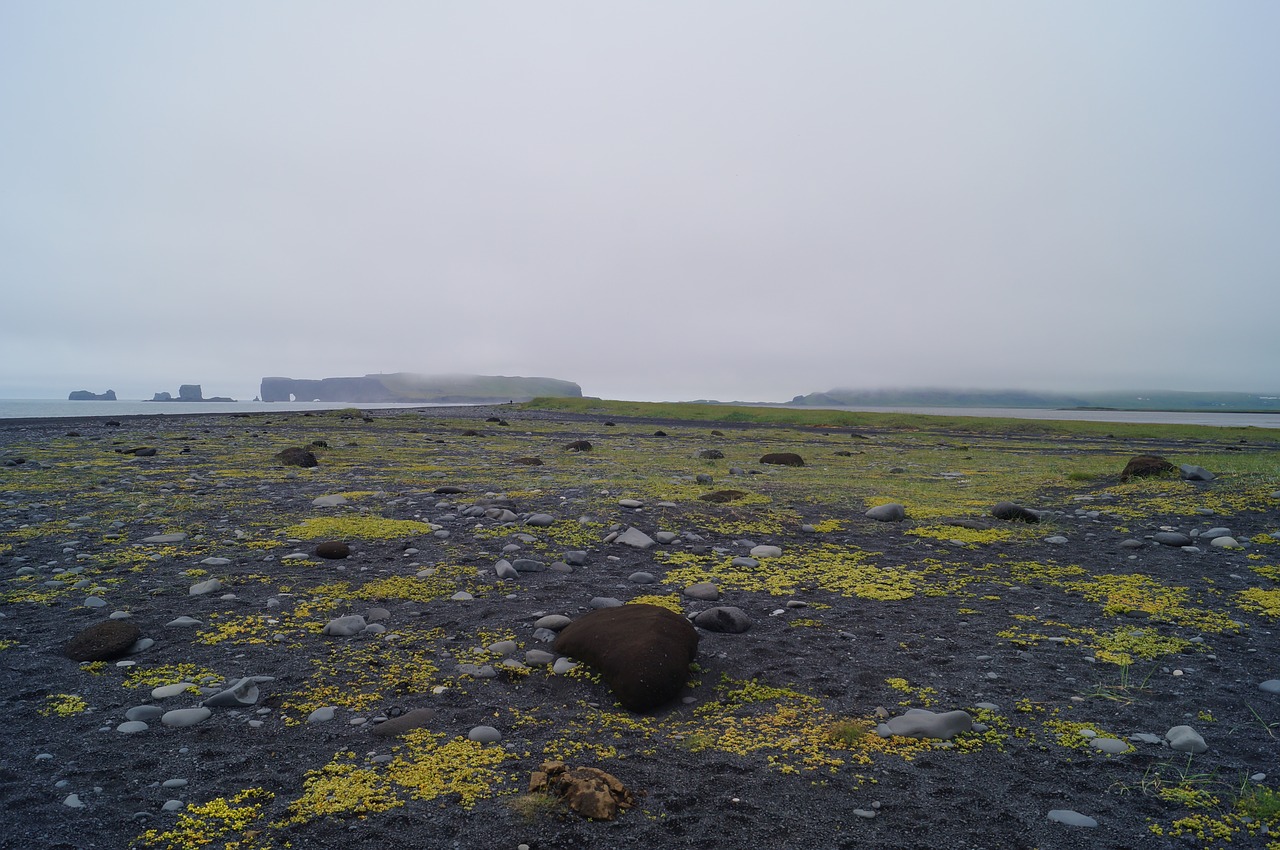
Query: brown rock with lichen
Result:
<box><xmin>553</xmin><ymin>603</ymin><xmax>698</xmax><ymax>712</ymax></box>
<box><xmin>1120</xmin><ymin>455</ymin><xmax>1176</xmax><ymax>481</ymax></box>
<box><xmin>64</xmin><ymin>620</ymin><xmax>140</xmax><ymax>662</ymax></box>
<box><xmin>528</xmin><ymin>760</ymin><xmax>636</xmax><ymax>820</ymax></box>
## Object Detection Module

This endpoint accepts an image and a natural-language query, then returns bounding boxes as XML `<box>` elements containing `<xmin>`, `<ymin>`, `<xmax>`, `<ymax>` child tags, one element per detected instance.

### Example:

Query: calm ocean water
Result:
<box><xmin>0</xmin><ymin>399</ymin><xmax>466</xmax><ymax>421</ymax></box>
<box><xmin>0</xmin><ymin>399</ymin><xmax>1277</xmax><ymax>428</ymax></box>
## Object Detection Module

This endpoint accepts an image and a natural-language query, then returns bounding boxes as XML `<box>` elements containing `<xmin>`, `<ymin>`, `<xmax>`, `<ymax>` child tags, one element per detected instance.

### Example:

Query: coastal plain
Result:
<box><xmin>1</xmin><ymin>402</ymin><xmax>1278</xmax><ymax>849</ymax></box>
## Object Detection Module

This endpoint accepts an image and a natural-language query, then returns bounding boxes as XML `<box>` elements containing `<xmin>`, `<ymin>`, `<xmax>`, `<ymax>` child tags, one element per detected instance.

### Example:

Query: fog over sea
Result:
<box><xmin>0</xmin><ymin>399</ymin><xmax>1278</xmax><ymax>429</ymax></box>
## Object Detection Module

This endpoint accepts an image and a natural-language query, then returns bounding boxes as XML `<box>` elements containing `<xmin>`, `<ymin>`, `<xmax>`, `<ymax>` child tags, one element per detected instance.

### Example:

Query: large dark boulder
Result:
<box><xmin>274</xmin><ymin>447</ymin><xmax>318</xmax><ymax>468</ymax></box>
<box><xmin>554</xmin><ymin>604</ymin><xmax>699</xmax><ymax>712</ymax></box>
<box><xmin>64</xmin><ymin>621</ymin><xmax>141</xmax><ymax>661</ymax></box>
<box><xmin>991</xmin><ymin>502</ymin><xmax>1040</xmax><ymax>523</ymax></box>
<box><xmin>1120</xmin><ymin>455</ymin><xmax>1176</xmax><ymax>481</ymax></box>
<box><xmin>760</xmin><ymin>452</ymin><xmax>805</xmax><ymax>467</ymax></box>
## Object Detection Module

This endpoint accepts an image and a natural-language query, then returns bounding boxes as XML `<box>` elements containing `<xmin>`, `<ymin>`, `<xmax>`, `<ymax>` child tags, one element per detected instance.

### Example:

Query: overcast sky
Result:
<box><xmin>2</xmin><ymin>2</ymin><xmax>1277</xmax><ymax>402</ymax></box>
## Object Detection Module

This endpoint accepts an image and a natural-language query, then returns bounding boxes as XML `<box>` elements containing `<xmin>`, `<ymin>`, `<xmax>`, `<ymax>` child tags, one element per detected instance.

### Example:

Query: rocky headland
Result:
<box><xmin>260</xmin><ymin>373</ymin><xmax>582</xmax><ymax>404</ymax></box>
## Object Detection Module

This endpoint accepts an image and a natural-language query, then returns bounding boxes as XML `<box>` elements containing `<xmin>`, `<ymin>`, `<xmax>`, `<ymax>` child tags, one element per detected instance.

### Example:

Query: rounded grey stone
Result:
<box><xmin>683</xmin><ymin>582</ymin><xmax>720</xmax><ymax>601</ymax></box>
<box><xmin>1090</xmin><ymin>737</ymin><xmax>1129</xmax><ymax>754</ymax></box>
<box><xmin>307</xmin><ymin>707</ymin><xmax>336</xmax><ymax>723</ymax></box>
<box><xmin>865</xmin><ymin>503</ymin><xmax>906</xmax><ymax>522</ymax></box>
<box><xmin>468</xmin><ymin>725</ymin><xmax>502</xmax><ymax>743</ymax></box>
<box><xmin>117</xmin><ymin>721</ymin><xmax>149</xmax><ymax>734</ymax></box>
<box><xmin>1154</xmin><ymin>532</ymin><xmax>1193</xmax><ymax>547</ymax></box>
<box><xmin>322</xmin><ymin>615</ymin><xmax>367</xmax><ymax>636</ymax></box>
<box><xmin>553</xmin><ymin>657</ymin><xmax>579</xmax><ymax>674</ymax></box>
<box><xmin>126</xmin><ymin>705</ymin><xmax>164</xmax><ymax>722</ymax></box>
<box><xmin>188</xmin><ymin>578</ymin><xmax>224</xmax><ymax>596</ymax></box>
<box><xmin>486</xmin><ymin>640</ymin><xmax>518</xmax><ymax>656</ymax></box>
<box><xmin>628</xmin><ymin>571</ymin><xmax>657</xmax><ymax>584</ymax></box>
<box><xmin>1165</xmin><ymin>725</ymin><xmax>1208</xmax><ymax>753</ymax></box>
<box><xmin>160</xmin><ymin>708</ymin><xmax>211</xmax><ymax>728</ymax></box>
<box><xmin>534</xmin><ymin>614</ymin><xmax>571</xmax><ymax>631</ymax></box>
<box><xmin>1259</xmin><ymin>680</ymin><xmax>1280</xmax><ymax>694</ymax></box>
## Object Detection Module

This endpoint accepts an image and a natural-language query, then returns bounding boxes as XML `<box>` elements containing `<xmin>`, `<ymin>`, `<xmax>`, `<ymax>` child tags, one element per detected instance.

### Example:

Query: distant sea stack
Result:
<box><xmin>149</xmin><ymin>384</ymin><xmax>235</xmax><ymax>403</ymax></box>
<box><xmin>260</xmin><ymin>373</ymin><xmax>583</xmax><ymax>404</ymax></box>
<box><xmin>68</xmin><ymin>390</ymin><xmax>117</xmax><ymax>401</ymax></box>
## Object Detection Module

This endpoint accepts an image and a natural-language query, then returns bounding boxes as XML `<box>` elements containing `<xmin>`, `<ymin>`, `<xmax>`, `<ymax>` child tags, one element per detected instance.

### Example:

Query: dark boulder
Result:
<box><xmin>699</xmin><ymin>489</ymin><xmax>748</xmax><ymax>503</ymax></box>
<box><xmin>760</xmin><ymin>452</ymin><xmax>805</xmax><ymax>467</ymax></box>
<box><xmin>564</xmin><ymin>440</ymin><xmax>593</xmax><ymax>452</ymax></box>
<box><xmin>554</xmin><ymin>604</ymin><xmax>699</xmax><ymax>712</ymax></box>
<box><xmin>991</xmin><ymin>502</ymin><xmax>1040</xmax><ymax>523</ymax></box>
<box><xmin>64</xmin><ymin>620</ymin><xmax>141</xmax><ymax>662</ymax></box>
<box><xmin>653</xmin><ymin>430</ymin><xmax>668</xmax><ymax>437</ymax></box>
<box><xmin>314</xmin><ymin>541</ymin><xmax>351</xmax><ymax>559</ymax></box>
<box><xmin>274</xmin><ymin>447</ymin><xmax>318</xmax><ymax>468</ymax></box>
<box><xmin>698</xmin><ymin>449</ymin><xmax>725</xmax><ymax>459</ymax></box>
<box><xmin>1120</xmin><ymin>455</ymin><xmax>1176</xmax><ymax>481</ymax></box>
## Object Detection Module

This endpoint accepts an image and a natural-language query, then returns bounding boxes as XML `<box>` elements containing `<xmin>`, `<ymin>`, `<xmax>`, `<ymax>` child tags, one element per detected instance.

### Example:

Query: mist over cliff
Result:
<box><xmin>260</xmin><ymin>373</ymin><xmax>582</xmax><ymax>404</ymax></box>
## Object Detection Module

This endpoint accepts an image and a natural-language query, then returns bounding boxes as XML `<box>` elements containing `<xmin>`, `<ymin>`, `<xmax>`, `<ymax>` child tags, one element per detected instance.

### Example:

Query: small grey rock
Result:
<box><xmin>1048</xmin><ymin>810</ymin><xmax>1097</xmax><ymax>828</ymax></box>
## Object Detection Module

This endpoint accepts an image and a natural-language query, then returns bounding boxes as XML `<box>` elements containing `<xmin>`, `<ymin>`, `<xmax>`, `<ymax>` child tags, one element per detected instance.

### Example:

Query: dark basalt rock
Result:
<box><xmin>760</xmin><ymin>452</ymin><xmax>805</xmax><ymax>467</ymax></box>
<box><xmin>1120</xmin><ymin>455</ymin><xmax>1176</xmax><ymax>481</ymax></box>
<box><xmin>554</xmin><ymin>604</ymin><xmax>699</xmax><ymax>712</ymax></box>
<box><xmin>653</xmin><ymin>430</ymin><xmax>668</xmax><ymax>437</ymax></box>
<box><xmin>64</xmin><ymin>620</ymin><xmax>141</xmax><ymax>662</ymax></box>
<box><xmin>698</xmin><ymin>449</ymin><xmax>725</xmax><ymax>459</ymax></box>
<box><xmin>564</xmin><ymin>440</ymin><xmax>593</xmax><ymax>452</ymax></box>
<box><xmin>274</xmin><ymin>447</ymin><xmax>318</xmax><ymax>468</ymax></box>
<box><xmin>991</xmin><ymin>502</ymin><xmax>1040</xmax><ymax>523</ymax></box>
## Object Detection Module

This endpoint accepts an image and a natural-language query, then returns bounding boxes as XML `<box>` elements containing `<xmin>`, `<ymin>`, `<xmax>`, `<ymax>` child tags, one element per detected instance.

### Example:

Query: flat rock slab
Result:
<box><xmin>1048</xmin><ymin>810</ymin><xmax>1098</xmax><ymax>828</ymax></box>
<box><xmin>370</xmin><ymin>708</ymin><xmax>436</xmax><ymax>738</ymax></box>
<box><xmin>877</xmin><ymin>708</ymin><xmax>973</xmax><ymax>740</ymax></box>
